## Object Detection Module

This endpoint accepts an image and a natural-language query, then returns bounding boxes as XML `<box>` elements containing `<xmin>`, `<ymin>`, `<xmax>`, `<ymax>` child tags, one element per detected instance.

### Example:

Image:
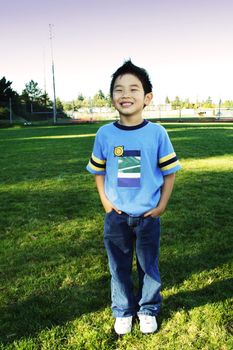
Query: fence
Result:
<box><xmin>67</xmin><ymin>106</ymin><xmax>233</xmax><ymax>122</ymax></box>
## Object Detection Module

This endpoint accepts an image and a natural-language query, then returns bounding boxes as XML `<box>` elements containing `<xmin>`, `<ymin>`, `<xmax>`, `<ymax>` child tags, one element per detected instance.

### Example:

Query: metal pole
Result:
<box><xmin>218</xmin><ymin>99</ymin><xmax>221</xmax><ymax>120</ymax></box>
<box><xmin>9</xmin><ymin>97</ymin><xmax>13</xmax><ymax>124</ymax></box>
<box><xmin>43</xmin><ymin>48</ymin><xmax>47</xmax><ymax>106</ymax></box>
<box><xmin>49</xmin><ymin>24</ymin><xmax>57</xmax><ymax>124</ymax></box>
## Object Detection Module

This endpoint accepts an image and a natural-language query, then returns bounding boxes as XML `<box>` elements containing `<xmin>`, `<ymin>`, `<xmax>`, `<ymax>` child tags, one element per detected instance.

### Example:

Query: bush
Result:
<box><xmin>0</xmin><ymin>106</ymin><xmax>8</xmax><ymax>119</ymax></box>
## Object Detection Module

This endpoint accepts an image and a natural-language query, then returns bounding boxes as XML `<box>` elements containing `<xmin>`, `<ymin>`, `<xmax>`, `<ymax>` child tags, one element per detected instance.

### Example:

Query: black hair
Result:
<box><xmin>110</xmin><ymin>59</ymin><xmax>153</xmax><ymax>97</ymax></box>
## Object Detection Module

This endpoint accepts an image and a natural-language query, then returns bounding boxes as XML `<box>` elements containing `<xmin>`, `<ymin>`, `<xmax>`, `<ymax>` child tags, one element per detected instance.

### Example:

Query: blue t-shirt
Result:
<box><xmin>86</xmin><ymin>120</ymin><xmax>181</xmax><ymax>216</ymax></box>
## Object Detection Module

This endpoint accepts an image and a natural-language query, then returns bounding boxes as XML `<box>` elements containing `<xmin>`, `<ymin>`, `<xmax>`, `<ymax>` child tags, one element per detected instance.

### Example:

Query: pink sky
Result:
<box><xmin>1</xmin><ymin>0</ymin><xmax>233</xmax><ymax>103</ymax></box>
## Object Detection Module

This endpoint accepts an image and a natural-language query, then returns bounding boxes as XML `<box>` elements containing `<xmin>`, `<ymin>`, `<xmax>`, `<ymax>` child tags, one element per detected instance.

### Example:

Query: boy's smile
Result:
<box><xmin>112</xmin><ymin>74</ymin><xmax>153</xmax><ymax>122</ymax></box>
<box><xmin>120</xmin><ymin>102</ymin><xmax>133</xmax><ymax>107</ymax></box>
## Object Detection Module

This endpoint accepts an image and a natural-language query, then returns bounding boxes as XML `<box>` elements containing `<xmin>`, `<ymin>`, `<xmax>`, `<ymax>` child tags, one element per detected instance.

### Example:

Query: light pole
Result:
<box><xmin>49</xmin><ymin>24</ymin><xmax>57</xmax><ymax>124</ymax></box>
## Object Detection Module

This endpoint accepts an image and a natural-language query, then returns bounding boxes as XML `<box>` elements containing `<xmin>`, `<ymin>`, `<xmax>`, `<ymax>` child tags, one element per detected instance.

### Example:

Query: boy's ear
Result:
<box><xmin>144</xmin><ymin>92</ymin><xmax>153</xmax><ymax>106</ymax></box>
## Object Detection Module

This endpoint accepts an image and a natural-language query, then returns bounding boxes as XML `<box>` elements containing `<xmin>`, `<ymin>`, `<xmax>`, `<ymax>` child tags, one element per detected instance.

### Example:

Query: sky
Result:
<box><xmin>1</xmin><ymin>0</ymin><xmax>233</xmax><ymax>104</ymax></box>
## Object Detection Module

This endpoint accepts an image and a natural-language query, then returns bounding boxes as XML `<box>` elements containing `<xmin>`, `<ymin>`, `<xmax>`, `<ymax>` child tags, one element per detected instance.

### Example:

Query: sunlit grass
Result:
<box><xmin>0</xmin><ymin>122</ymin><xmax>232</xmax><ymax>349</ymax></box>
<box><xmin>0</xmin><ymin>133</ymin><xmax>96</xmax><ymax>141</ymax></box>
<box><xmin>182</xmin><ymin>155</ymin><xmax>233</xmax><ymax>171</ymax></box>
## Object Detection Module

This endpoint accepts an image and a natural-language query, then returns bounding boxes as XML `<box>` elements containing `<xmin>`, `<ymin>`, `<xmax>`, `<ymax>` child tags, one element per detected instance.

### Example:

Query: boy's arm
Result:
<box><xmin>144</xmin><ymin>173</ymin><xmax>176</xmax><ymax>218</ymax></box>
<box><xmin>95</xmin><ymin>174</ymin><xmax>122</xmax><ymax>214</ymax></box>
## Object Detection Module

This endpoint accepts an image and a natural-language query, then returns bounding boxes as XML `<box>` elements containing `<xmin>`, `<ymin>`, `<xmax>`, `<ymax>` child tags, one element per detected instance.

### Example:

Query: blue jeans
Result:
<box><xmin>104</xmin><ymin>210</ymin><xmax>162</xmax><ymax>318</ymax></box>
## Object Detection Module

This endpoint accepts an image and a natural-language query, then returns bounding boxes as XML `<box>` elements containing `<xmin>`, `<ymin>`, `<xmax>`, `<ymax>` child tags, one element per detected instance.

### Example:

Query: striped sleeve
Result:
<box><xmin>87</xmin><ymin>153</ymin><xmax>106</xmax><ymax>173</ymax></box>
<box><xmin>86</xmin><ymin>129</ymin><xmax>106</xmax><ymax>174</ymax></box>
<box><xmin>158</xmin><ymin>127</ymin><xmax>181</xmax><ymax>175</ymax></box>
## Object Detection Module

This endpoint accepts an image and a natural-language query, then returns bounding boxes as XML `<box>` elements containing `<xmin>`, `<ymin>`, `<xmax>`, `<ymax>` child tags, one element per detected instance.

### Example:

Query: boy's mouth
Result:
<box><xmin>120</xmin><ymin>102</ymin><xmax>133</xmax><ymax>107</ymax></box>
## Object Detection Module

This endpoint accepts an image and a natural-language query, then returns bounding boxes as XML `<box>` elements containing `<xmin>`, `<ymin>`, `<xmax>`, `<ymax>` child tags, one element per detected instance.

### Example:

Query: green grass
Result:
<box><xmin>0</xmin><ymin>122</ymin><xmax>232</xmax><ymax>349</ymax></box>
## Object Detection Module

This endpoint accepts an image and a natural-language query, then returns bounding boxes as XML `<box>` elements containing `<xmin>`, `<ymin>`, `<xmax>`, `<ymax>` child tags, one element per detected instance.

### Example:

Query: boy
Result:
<box><xmin>86</xmin><ymin>60</ymin><xmax>181</xmax><ymax>335</ymax></box>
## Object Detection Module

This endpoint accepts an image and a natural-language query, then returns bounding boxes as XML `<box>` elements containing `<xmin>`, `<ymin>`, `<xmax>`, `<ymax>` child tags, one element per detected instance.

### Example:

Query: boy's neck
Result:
<box><xmin>118</xmin><ymin>114</ymin><xmax>144</xmax><ymax>127</ymax></box>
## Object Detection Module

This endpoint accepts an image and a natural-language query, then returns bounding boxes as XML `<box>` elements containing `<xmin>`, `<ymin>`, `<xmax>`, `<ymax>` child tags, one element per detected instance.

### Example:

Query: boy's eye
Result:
<box><xmin>131</xmin><ymin>89</ymin><xmax>138</xmax><ymax>92</ymax></box>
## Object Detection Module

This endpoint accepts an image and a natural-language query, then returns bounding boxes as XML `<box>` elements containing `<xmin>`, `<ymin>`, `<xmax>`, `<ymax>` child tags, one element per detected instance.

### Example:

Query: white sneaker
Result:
<box><xmin>139</xmin><ymin>315</ymin><xmax>158</xmax><ymax>334</ymax></box>
<box><xmin>114</xmin><ymin>316</ymin><xmax>133</xmax><ymax>335</ymax></box>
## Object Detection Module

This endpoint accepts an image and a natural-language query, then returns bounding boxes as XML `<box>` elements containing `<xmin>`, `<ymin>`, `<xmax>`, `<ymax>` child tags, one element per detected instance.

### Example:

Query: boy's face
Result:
<box><xmin>112</xmin><ymin>74</ymin><xmax>153</xmax><ymax>117</ymax></box>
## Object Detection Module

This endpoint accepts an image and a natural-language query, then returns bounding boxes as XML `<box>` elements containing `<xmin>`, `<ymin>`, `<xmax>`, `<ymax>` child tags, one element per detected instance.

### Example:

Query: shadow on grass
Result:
<box><xmin>0</xmin><ymin>208</ymin><xmax>110</xmax><ymax>344</ymax></box>
<box><xmin>160</xmin><ymin>278</ymin><xmax>233</xmax><ymax>332</ymax></box>
<box><xmin>164</xmin><ymin>277</ymin><xmax>233</xmax><ymax>310</ymax></box>
<box><xmin>0</xmin><ymin>190</ymin><xmax>108</xmax><ymax>344</ymax></box>
<box><xmin>0</xmin><ymin>186</ymin><xmax>99</xmax><ymax>234</ymax></box>
<box><xmin>0</xmin><ymin>136</ymin><xmax>94</xmax><ymax>186</ymax></box>
<box><xmin>0</xmin><ymin>277</ymin><xmax>110</xmax><ymax>344</ymax></box>
<box><xmin>162</xmin><ymin>123</ymin><xmax>233</xmax><ymax>159</ymax></box>
<box><xmin>160</xmin><ymin>233</ymin><xmax>233</xmax><ymax>290</ymax></box>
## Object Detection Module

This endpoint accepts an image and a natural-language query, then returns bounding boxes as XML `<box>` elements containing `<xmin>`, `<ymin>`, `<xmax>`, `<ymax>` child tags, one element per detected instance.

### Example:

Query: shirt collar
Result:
<box><xmin>113</xmin><ymin>119</ymin><xmax>148</xmax><ymax>131</ymax></box>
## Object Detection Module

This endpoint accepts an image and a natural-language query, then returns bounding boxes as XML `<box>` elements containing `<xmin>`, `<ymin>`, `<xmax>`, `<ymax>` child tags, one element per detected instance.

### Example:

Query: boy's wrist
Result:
<box><xmin>154</xmin><ymin>205</ymin><xmax>166</xmax><ymax>216</ymax></box>
<box><xmin>157</xmin><ymin>203</ymin><xmax>166</xmax><ymax>213</ymax></box>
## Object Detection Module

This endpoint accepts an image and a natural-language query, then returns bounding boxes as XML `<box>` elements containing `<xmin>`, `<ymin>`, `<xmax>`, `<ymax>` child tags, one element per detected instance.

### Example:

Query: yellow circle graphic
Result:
<box><xmin>114</xmin><ymin>146</ymin><xmax>124</xmax><ymax>157</ymax></box>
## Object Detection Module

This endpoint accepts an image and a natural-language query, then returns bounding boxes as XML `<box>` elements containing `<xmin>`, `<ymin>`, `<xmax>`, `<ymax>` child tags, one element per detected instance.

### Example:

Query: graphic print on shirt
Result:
<box><xmin>114</xmin><ymin>147</ymin><xmax>141</xmax><ymax>188</ymax></box>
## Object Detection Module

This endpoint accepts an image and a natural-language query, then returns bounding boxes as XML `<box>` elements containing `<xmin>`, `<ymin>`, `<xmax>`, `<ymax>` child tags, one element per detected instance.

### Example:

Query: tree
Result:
<box><xmin>63</xmin><ymin>101</ymin><xmax>74</xmax><ymax>112</ymax></box>
<box><xmin>183</xmin><ymin>98</ymin><xmax>192</xmax><ymax>109</ymax></box>
<box><xmin>75</xmin><ymin>93</ymin><xmax>85</xmax><ymax>109</ymax></box>
<box><xmin>39</xmin><ymin>91</ymin><xmax>52</xmax><ymax>108</ymax></box>
<box><xmin>171</xmin><ymin>96</ymin><xmax>181</xmax><ymax>110</ymax></box>
<box><xmin>0</xmin><ymin>77</ymin><xmax>15</xmax><ymax>105</ymax></box>
<box><xmin>202</xmin><ymin>96</ymin><xmax>214</xmax><ymax>108</ymax></box>
<box><xmin>0</xmin><ymin>77</ymin><xmax>20</xmax><ymax>121</ymax></box>
<box><xmin>105</xmin><ymin>94</ymin><xmax>113</xmax><ymax>107</ymax></box>
<box><xmin>77</xmin><ymin>93</ymin><xmax>85</xmax><ymax>102</ymax></box>
<box><xmin>222</xmin><ymin>100</ymin><xmax>233</xmax><ymax>108</ymax></box>
<box><xmin>22</xmin><ymin>80</ymin><xmax>42</xmax><ymax>113</ymax></box>
<box><xmin>165</xmin><ymin>96</ymin><xmax>170</xmax><ymax>104</ymax></box>
<box><xmin>97</xmin><ymin>89</ymin><xmax>105</xmax><ymax>100</ymax></box>
<box><xmin>92</xmin><ymin>90</ymin><xmax>107</xmax><ymax>107</ymax></box>
<box><xmin>56</xmin><ymin>97</ymin><xmax>64</xmax><ymax>112</ymax></box>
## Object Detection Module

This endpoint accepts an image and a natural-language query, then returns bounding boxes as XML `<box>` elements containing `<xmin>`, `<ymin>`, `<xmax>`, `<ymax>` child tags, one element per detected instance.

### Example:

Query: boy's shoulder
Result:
<box><xmin>147</xmin><ymin>121</ymin><xmax>167</xmax><ymax>135</ymax></box>
<box><xmin>96</xmin><ymin>122</ymin><xmax>115</xmax><ymax>135</ymax></box>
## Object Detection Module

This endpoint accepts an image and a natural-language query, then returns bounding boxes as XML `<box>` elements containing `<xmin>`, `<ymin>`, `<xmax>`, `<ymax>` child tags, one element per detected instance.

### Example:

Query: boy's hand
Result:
<box><xmin>143</xmin><ymin>205</ymin><xmax>165</xmax><ymax>218</ymax></box>
<box><xmin>95</xmin><ymin>174</ymin><xmax>122</xmax><ymax>214</ymax></box>
<box><xmin>106</xmin><ymin>206</ymin><xmax>122</xmax><ymax>214</ymax></box>
<box><xmin>144</xmin><ymin>173</ymin><xmax>176</xmax><ymax>218</ymax></box>
<box><xmin>102</xmin><ymin>197</ymin><xmax>122</xmax><ymax>214</ymax></box>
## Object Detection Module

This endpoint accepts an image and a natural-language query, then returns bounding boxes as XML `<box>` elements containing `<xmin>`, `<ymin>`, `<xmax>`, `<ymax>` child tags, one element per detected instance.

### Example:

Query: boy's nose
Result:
<box><xmin>122</xmin><ymin>90</ymin><xmax>130</xmax><ymax>98</ymax></box>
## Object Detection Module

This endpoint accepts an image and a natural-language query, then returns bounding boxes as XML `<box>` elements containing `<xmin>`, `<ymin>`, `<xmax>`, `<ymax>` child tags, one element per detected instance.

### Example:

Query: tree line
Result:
<box><xmin>63</xmin><ymin>93</ymin><xmax>233</xmax><ymax>111</ymax></box>
<box><xmin>1</xmin><ymin>75</ymin><xmax>233</xmax><ymax>122</ymax></box>
<box><xmin>0</xmin><ymin>77</ymin><xmax>65</xmax><ymax>122</ymax></box>
<box><xmin>165</xmin><ymin>96</ymin><xmax>233</xmax><ymax>109</ymax></box>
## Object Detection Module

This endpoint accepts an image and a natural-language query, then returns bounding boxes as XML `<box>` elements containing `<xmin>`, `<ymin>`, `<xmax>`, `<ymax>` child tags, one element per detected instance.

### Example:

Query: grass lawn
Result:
<box><xmin>0</xmin><ymin>122</ymin><xmax>232</xmax><ymax>350</ymax></box>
